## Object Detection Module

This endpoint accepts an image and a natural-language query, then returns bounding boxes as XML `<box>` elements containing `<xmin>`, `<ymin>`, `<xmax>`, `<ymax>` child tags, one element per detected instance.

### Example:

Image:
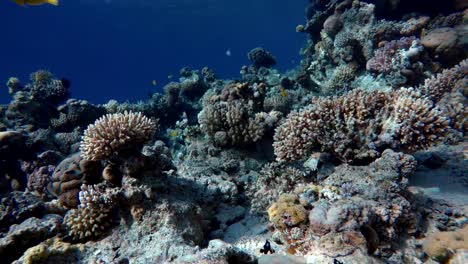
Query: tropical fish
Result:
<box><xmin>259</xmin><ymin>240</ymin><xmax>275</xmax><ymax>254</ymax></box>
<box><xmin>279</xmin><ymin>86</ymin><xmax>288</xmax><ymax>98</ymax></box>
<box><xmin>13</xmin><ymin>0</ymin><xmax>59</xmax><ymax>6</ymax></box>
<box><xmin>167</xmin><ymin>75</ymin><xmax>173</xmax><ymax>79</ymax></box>
<box><xmin>225</xmin><ymin>48</ymin><xmax>232</xmax><ymax>57</ymax></box>
<box><xmin>152</xmin><ymin>80</ymin><xmax>157</xmax><ymax>86</ymax></box>
<box><xmin>168</xmin><ymin>130</ymin><xmax>178</xmax><ymax>138</ymax></box>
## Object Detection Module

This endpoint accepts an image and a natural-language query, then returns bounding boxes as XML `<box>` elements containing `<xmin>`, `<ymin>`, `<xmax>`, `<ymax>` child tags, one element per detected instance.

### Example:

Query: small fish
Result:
<box><xmin>13</xmin><ymin>0</ymin><xmax>59</xmax><ymax>6</ymax></box>
<box><xmin>167</xmin><ymin>75</ymin><xmax>173</xmax><ymax>79</ymax></box>
<box><xmin>168</xmin><ymin>130</ymin><xmax>178</xmax><ymax>138</ymax></box>
<box><xmin>279</xmin><ymin>86</ymin><xmax>288</xmax><ymax>98</ymax></box>
<box><xmin>259</xmin><ymin>240</ymin><xmax>275</xmax><ymax>254</ymax></box>
<box><xmin>152</xmin><ymin>80</ymin><xmax>157</xmax><ymax>86</ymax></box>
<box><xmin>60</xmin><ymin>78</ymin><xmax>71</xmax><ymax>89</ymax></box>
<box><xmin>225</xmin><ymin>49</ymin><xmax>231</xmax><ymax>57</ymax></box>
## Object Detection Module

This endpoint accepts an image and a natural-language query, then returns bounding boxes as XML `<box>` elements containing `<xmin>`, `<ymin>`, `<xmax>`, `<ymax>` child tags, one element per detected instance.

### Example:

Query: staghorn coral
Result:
<box><xmin>419</xmin><ymin>59</ymin><xmax>468</xmax><ymax>103</ymax></box>
<box><xmin>80</xmin><ymin>111</ymin><xmax>157</xmax><ymax>161</ymax></box>
<box><xmin>419</xmin><ymin>59</ymin><xmax>468</xmax><ymax>136</ymax></box>
<box><xmin>273</xmin><ymin>88</ymin><xmax>457</xmax><ymax>163</ymax></box>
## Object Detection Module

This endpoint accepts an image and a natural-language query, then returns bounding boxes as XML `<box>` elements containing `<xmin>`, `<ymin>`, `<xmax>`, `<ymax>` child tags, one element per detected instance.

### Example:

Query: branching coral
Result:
<box><xmin>273</xmin><ymin>88</ymin><xmax>456</xmax><ymax>163</ymax></box>
<box><xmin>420</xmin><ymin>59</ymin><xmax>467</xmax><ymax>103</ymax></box>
<box><xmin>366</xmin><ymin>37</ymin><xmax>417</xmax><ymax>74</ymax></box>
<box><xmin>27</xmin><ymin>70</ymin><xmax>70</xmax><ymax>105</ymax></box>
<box><xmin>198</xmin><ymin>82</ymin><xmax>281</xmax><ymax>147</ymax></box>
<box><xmin>63</xmin><ymin>184</ymin><xmax>117</xmax><ymax>242</ymax></box>
<box><xmin>80</xmin><ymin>111</ymin><xmax>157</xmax><ymax>161</ymax></box>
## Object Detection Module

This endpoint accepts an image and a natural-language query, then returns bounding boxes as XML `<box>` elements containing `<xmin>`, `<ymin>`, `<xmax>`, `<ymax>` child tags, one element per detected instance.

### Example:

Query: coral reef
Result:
<box><xmin>0</xmin><ymin>1</ymin><xmax>467</xmax><ymax>263</ymax></box>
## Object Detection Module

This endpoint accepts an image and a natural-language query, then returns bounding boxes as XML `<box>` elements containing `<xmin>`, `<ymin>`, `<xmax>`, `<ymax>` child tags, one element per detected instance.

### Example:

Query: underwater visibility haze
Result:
<box><xmin>0</xmin><ymin>0</ymin><xmax>304</xmax><ymax>103</ymax></box>
<box><xmin>0</xmin><ymin>0</ymin><xmax>467</xmax><ymax>263</ymax></box>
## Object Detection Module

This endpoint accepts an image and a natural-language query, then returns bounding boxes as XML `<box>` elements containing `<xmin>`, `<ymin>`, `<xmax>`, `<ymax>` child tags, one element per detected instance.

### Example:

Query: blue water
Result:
<box><xmin>0</xmin><ymin>0</ymin><xmax>305</xmax><ymax>104</ymax></box>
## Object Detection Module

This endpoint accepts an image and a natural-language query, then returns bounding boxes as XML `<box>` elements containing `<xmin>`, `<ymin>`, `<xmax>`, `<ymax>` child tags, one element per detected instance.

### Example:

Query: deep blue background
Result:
<box><xmin>0</xmin><ymin>0</ymin><xmax>306</xmax><ymax>104</ymax></box>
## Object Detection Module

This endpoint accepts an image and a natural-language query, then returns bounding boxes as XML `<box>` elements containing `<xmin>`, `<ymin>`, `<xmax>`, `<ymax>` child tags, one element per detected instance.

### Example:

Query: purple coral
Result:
<box><xmin>366</xmin><ymin>37</ymin><xmax>416</xmax><ymax>74</ymax></box>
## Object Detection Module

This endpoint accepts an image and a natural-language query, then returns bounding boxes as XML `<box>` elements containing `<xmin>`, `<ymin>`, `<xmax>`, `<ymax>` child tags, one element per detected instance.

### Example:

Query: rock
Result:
<box><xmin>323</xmin><ymin>15</ymin><xmax>343</xmax><ymax>37</ymax></box>
<box><xmin>0</xmin><ymin>131</ymin><xmax>29</xmax><ymax>160</ymax></box>
<box><xmin>258</xmin><ymin>254</ymin><xmax>307</xmax><ymax>264</ymax></box>
<box><xmin>223</xmin><ymin>215</ymin><xmax>269</xmax><ymax>243</ymax></box>
<box><xmin>0</xmin><ymin>214</ymin><xmax>62</xmax><ymax>263</ymax></box>
<box><xmin>0</xmin><ymin>192</ymin><xmax>45</xmax><ymax>232</ymax></box>
<box><xmin>216</xmin><ymin>204</ymin><xmax>246</xmax><ymax>227</ymax></box>
<box><xmin>175</xmin><ymin>239</ymin><xmax>255</xmax><ymax>263</ymax></box>
<box><xmin>421</xmin><ymin>27</ymin><xmax>465</xmax><ymax>65</ymax></box>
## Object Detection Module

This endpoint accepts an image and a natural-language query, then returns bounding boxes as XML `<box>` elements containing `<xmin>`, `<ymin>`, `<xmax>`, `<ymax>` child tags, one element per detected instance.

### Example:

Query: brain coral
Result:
<box><xmin>273</xmin><ymin>88</ymin><xmax>456</xmax><ymax>164</ymax></box>
<box><xmin>80</xmin><ymin>111</ymin><xmax>157</xmax><ymax>161</ymax></box>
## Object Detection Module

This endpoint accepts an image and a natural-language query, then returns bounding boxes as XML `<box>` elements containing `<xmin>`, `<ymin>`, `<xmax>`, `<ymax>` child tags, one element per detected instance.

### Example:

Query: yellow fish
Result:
<box><xmin>14</xmin><ymin>0</ymin><xmax>58</xmax><ymax>6</ymax></box>
<box><xmin>279</xmin><ymin>86</ymin><xmax>288</xmax><ymax>98</ymax></box>
<box><xmin>168</xmin><ymin>130</ymin><xmax>178</xmax><ymax>137</ymax></box>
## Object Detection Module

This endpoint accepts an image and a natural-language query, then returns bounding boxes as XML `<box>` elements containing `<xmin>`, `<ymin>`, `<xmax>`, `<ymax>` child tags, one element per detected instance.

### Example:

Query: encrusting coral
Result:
<box><xmin>268</xmin><ymin>193</ymin><xmax>308</xmax><ymax>230</ymax></box>
<box><xmin>422</xmin><ymin>225</ymin><xmax>468</xmax><ymax>262</ymax></box>
<box><xmin>80</xmin><ymin>111</ymin><xmax>158</xmax><ymax>161</ymax></box>
<box><xmin>273</xmin><ymin>88</ymin><xmax>457</xmax><ymax>163</ymax></box>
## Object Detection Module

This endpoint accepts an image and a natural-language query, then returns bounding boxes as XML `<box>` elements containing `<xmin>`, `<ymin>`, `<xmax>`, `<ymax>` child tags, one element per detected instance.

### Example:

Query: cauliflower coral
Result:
<box><xmin>80</xmin><ymin>111</ymin><xmax>157</xmax><ymax>161</ymax></box>
<box><xmin>273</xmin><ymin>88</ymin><xmax>457</xmax><ymax>164</ymax></box>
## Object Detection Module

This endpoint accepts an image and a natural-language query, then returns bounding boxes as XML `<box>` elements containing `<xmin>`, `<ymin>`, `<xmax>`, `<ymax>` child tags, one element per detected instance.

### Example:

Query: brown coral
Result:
<box><xmin>80</xmin><ymin>111</ymin><xmax>157</xmax><ymax>161</ymax></box>
<box><xmin>268</xmin><ymin>193</ymin><xmax>308</xmax><ymax>230</ymax></box>
<box><xmin>273</xmin><ymin>88</ymin><xmax>456</xmax><ymax>163</ymax></box>
<box><xmin>419</xmin><ymin>59</ymin><xmax>467</xmax><ymax>103</ymax></box>
<box><xmin>63</xmin><ymin>203</ymin><xmax>113</xmax><ymax>242</ymax></box>
<box><xmin>423</xmin><ymin>225</ymin><xmax>468</xmax><ymax>262</ymax></box>
<box><xmin>199</xmin><ymin>82</ymin><xmax>280</xmax><ymax>147</ymax></box>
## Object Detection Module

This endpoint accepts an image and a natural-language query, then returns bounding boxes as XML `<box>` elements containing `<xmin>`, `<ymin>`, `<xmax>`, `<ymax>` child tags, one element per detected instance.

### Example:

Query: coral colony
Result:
<box><xmin>0</xmin><ymin>1</ymin><xmax>467</xmax><ymax>263</ymax></box>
